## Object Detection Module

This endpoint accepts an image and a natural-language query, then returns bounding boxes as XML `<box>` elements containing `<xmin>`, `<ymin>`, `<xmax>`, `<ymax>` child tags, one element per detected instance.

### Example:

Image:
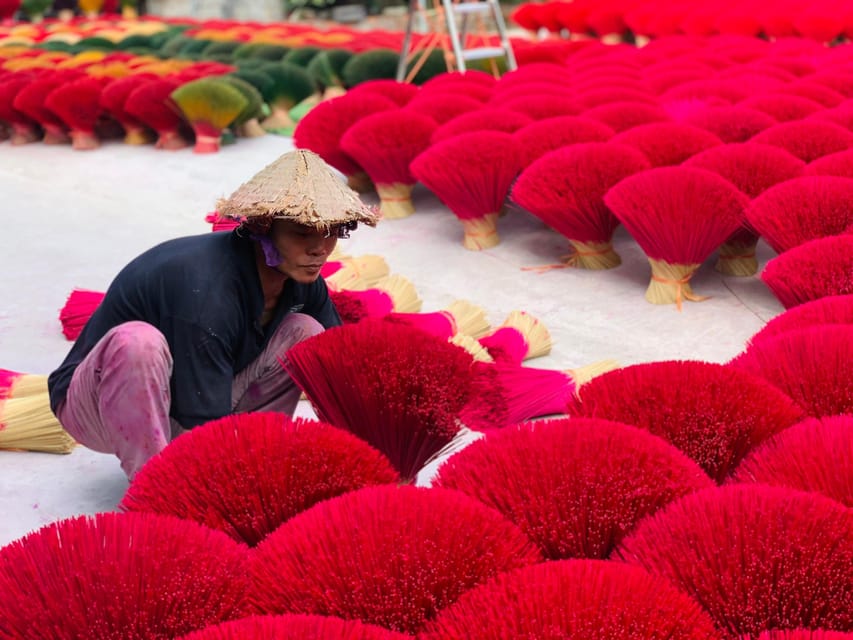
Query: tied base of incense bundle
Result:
<box><xmin>566</xmin><ymin>240</ymin><xmax>622</xmax><ymax>270</ymax></box>
<box><xmin>646</xmin><ymin>259</ymin><xmax>706</xmax><ymax>311</ymax></box>
<box><xmin>480</xmin><ymin>310</ymin><xmax>552</xmax><ymax>364</ymax></box>
<box><xmin>0</xmin><ymin>373</ymin><xmax>76</xmax><ymax>454</ymax></box>
<box><xmin>324</xmin><ymin>255</ymin><xmax>390</xmax><ymax>291</ymax></box>
<box><xmin>376</xmin><ymin>182</ymin><xmax>415</xmax><ymax>220</ymax></box>
<box><xmin>715</xmin><ymin>239</ymin><xmax>759</xmax><ymax>277</ymax></box>
<box><xmin>461</xmin><ymin>214</ymin><xmax>500</xmax><ymax>251</ymax></box>
<box><xmin>445</xmin><ymin>300</ymin><xmax>492</xmax><ymax>339</ymax></box>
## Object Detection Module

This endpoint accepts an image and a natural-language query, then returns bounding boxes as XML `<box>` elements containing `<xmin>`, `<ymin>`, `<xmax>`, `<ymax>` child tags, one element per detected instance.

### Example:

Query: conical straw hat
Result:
<box><xmin>217</xmin><ymin>149</ymin><xmax>379</xmax><ymax>231</ymax></box>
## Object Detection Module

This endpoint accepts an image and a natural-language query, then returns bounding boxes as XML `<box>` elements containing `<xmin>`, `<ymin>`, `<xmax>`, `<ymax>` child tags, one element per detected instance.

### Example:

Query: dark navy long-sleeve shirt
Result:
<box><xmin>48</xmin><ymin>230</ymin><xmax>341</xmax><ymax>428</ymax></box>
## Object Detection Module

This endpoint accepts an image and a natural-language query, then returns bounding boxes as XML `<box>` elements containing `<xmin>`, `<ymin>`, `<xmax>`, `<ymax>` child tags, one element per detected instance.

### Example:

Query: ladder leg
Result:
<box><xmin>441</xmin><ymin>0</ymin><xmax>467</xmax><ymax>72</ymax></box>
<box><xmin>488</xmin><ymin>0</ymin><xmax>516</xmax><ymax>69</ymax></box>
<box><xmin>396</xmin><ymin>0</ymin><xmax>418</xmax><ymax>81</ymax></box>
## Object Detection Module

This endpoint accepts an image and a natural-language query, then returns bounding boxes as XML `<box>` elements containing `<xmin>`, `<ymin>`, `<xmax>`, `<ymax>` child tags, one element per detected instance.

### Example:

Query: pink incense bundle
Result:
<box><xmin>683</xmin><ymin>143</ymin><xmax>805</xmax><ymax>275</ymax></box>
<box><xmin>420</xmin><ymin>80</ymin><xmax>492</xmax><ymax>103</ymax></box>
<box><xmin>575</xmin><ymin>86</ymin><xmax>659</xmax><ymax>109</ymax></box>
<box><xmin>13</xmin><ymin>70</ymin><xmax>83</xmax><ymax>144</ymax></box>
<box><xmin>804</xmin><ymin>148</ymin><xmax>853</xmax><ymax>179</ymax></box>
<box><xmin>422</xmin><ymin>70</ymin><xmax>496</xmax><ymax>90</ymax></box>
<box><xmin>501</xmin><ymin>94</ymin><xmax>582</xmax><ymax>120</ymax></box>
<box><xmin>731</xmin><ymin>324</ymin><xmax>853</xmax><ymax>417</ymax></box>
<box><xmin>808</xmin><ymin>101</ymin><xmax>853</xmax><ymax>131</ymax></box>
<box><xmin>682</xmin><ymin>105</ymin><xmax>778</xmax><ymax>143</ymax></box>
<box><xmin>293</xmin><ymin>92</ymin><xmax>397</xmax><ymax>192</ymax></box>
<box><xmin>0</xmin><ymin>73</ymin><xmax>41</xmax><ymax>145</ymax></box>
<box><xmin>512</xmin><ymin>115</ymin><xmax>615</xmax><ymax>168</ymax></box>
<box><xmin>176</xmin><ymin>614</ymin><xmax>412</xmax><ymax>640</ymax></box>
<box><xmin>477</xmin><ymin>310</ymin><xmax>551</xmax><ymax>364</ymax></box>
<box><xmin>493</xmin><ymin>63</ymin><xmax>572</xmax><ymax>90</ymax></box>
<box><xmin>436</xmin><ymin>417</ymin><xmax>712</xmax><ymax>559</ymax></box>
<box><xmin>281</xmin><ymin>319</ymin><xmax>476</xmax><ymax>482</ymax></box>
<box><xmin>778</xmin><ymin>80</ymin><xmax>846</xmax><ymax>107</ymax></box>
<box><xmin>739</xmin><ymin>93</ymin><xmax>826</xmax><ymax>121</ymax></box>
<box><xmin>512</xmin><ymin>142</ymin><xmax>651</xmax><ymax>269</ymax></box>
<box><xmin>248</xmin><ymin>485</ymin><xmax>542</xmax><ymax>633</ymax></box>
<box><xmin>382</xmin><ymin>299</ymin><xmax>491</xmax><ymax>340</ymax></box>
<box><xmin>745</xmin><ymin>176</ymin><xmax>853</xmax><ymax>254</ymax></box>
<box><xmin>760</xmin><ymin>235</ymin><xmax>853</xmax><ymax>309</ymax></box>
<box><xmin>430</xmin><ymin>108</ymin><xmax>533</xmax><ymax>144</ymax></box>
<box><xmin>339</xmin><ymin>109</ymin><xmax>437</xmax><ymax>219</ymax></box>
<box><xmin>204</xmin><ymin>211</ymin><xmax>240</xmax><ymax>232</ymax></box>
<box><xmin>124</xmin><ymin>77</ymin><xmax>189</xmax><ymax>150</ymax></box>
<box><xmin>459</xmin><ymin>359</ymin><xmax>620</xmax><ymax>431</ymax></box>
<box><xmin>404</xmin><ymin>93</ymin><xmax>483</xmax><ymax>124</ymax></box>
<box><xmin>489</xmin><ymin>82</ymin><xmax>575</xmax><ymax>105</ymax></box>
<box><xmin>121</xmin><ymin>412</ymin><xmax>399</xmax><ymax>547</ymax></box>
<box><xmin>420</xmin><ymin>560</ymin><xmax>722</xmax><ymax>640</ymax></box>
<box><xmin>327</xmin><ymin>274</ymin><xmax>422</xmax><ymax>324</ymax></box>
<box><xmin>581</xmin><ymin>102</ymin><xmax>670</xmax><ymax>132</ymax></box>
<box><xmin>566</xmin><ymin>360</ymin><xmax>805</xmax><ymax>482</ymax></box>
<box><xmin>756</xmin><ymin>633</ymin><xmax>853</xmax><ymax>640</ymax></box>
<box><xmin>44</xmin><ymin>75</ymin><xmax>109</xmax><ymax>150</ymax></box>
<box><xmin>59</xmin><ymin>287</ymin><xmax>105</xmax><ymax>341</ymax></box>
<box><xmin>730</xmin><ymin>415</ymin><xmax>852</xmax><ymax>507</ymax></box>
<box><xmin>660</xmin><ymin>79</ymin><xmax>752</xmax><ymax>105</ymax></box>
<box><xmin>750</xmin><ymin>120</ymin><xmax>853</xmax><ymax>163</ymax></box>
<box><xmin>610</xmin><ymin>121</ymin><xmax>723</xmax><ymax>166</ymax></box>
<box><xmin>410</xmin><ymin>130</ymin><xmax>522</xmax><ymax>250</ymax></box>
<box><xmin>99</xmin><ymin>73</ymin><xmax>157</xmax><ymax>145</ymax></box>
<box><xmin>346</xmin><ymin>79</ymin><xmax>420</xmax><ymax>106</ymax></box>
<box><xmin>603</xmin><ymin>166</ymin><xmax>748</xmax><ymax>309</ymax></box>
<box><xmin>746</xmin><ymin>294</ymin><xmax>853</xmax><ymax>348</ymax></box>
<box><xmin>0</xmin><ymin>512</ymin><xmax>251</xmax><ymax>639</ymax></box>
<box><xmin>615</xmin><ymin>484</ymin><xmax>853</xmax><ymax>638</ymax></box>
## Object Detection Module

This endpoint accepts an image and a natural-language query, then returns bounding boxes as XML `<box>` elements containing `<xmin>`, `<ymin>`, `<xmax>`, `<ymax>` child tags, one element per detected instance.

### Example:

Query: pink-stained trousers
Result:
<box><xmin>55</xmin><ymin>314</ymin><xmax>323</xmax><ymax>479</ymax></box>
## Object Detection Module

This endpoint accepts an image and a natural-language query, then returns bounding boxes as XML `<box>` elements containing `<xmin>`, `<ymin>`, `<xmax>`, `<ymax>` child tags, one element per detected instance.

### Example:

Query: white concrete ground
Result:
<box><xmin>0</xmin><ymin>134</ymin><xmax>784</xmax><ymax>547</ymax></box>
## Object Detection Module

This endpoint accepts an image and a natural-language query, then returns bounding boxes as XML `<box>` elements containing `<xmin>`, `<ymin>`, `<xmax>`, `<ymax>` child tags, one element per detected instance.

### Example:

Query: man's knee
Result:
<box><xmin>102</xmin><ymin>321</ymin><xmax>171</xmax><ymax>364</ymax></box>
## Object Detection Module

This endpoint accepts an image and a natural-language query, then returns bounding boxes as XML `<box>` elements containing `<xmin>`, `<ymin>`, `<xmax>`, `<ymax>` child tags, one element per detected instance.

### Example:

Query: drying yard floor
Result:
<box><xmin>0</xmin><ymin>134</ymin><xmax>784</xmax><ymax>547</ymax></box>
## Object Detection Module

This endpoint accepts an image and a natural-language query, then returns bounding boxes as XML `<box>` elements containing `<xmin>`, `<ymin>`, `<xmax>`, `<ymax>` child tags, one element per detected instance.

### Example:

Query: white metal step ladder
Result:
<box><xmin>396</xmin><ymin>0</ymin><xmax>517</xmax><ymax>81</ymax></box>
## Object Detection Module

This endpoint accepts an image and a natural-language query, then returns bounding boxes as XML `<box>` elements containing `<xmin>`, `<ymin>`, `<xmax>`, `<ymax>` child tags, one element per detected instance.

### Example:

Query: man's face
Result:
<box><xmin>268</xmin><ymin>220</ymin><xmax>338</xmax><ymax>283</ymax></box>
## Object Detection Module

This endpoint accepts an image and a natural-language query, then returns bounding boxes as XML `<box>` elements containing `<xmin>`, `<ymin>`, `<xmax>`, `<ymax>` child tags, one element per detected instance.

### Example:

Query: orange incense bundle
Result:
<box><xmin>44</xmin><ymin>75</ymin><xmax>109</xmax><ymax>150</ymax></box>
<box><xmin>750</xmin><ymin>120</ymin><xmax>853</xmax><ymax>163</ymax></box>
<box><xmin>410</xmin><ymin>130</ymin><xmax>522</xmax><ymax>250</ymax></box>
<box><xmin>0</xmin><ymin>369</ymin><xmax>76</xmax><ymax>453</ymax></box>
<box><xmin>684</xmin><ymin>143</ymin><xmax>806</xmax><ymax>275</ymax></box>
<box><xmin>431</xmin><ymin>108</ymin><xmax>533</xmax><ymax>144</ymax></box>
<box><xmin>340</xmin><ymin>109</ymin><xmax>437</xmax><ymax>219</ymax></box>
<box><xmin>745</xmin><ymin>176</ymin><xmax>853</xmax><ymax>254</ymax></box>
<box><xmin>59</xmin><ymin>287</ymin><xmax>105</xmax><ymax>340</ymax></box>
<box><xmin>513</xmin><ymin>115</ymin><xmax>615</xmax><ymax>168</ymax></box>
<box><xmin>99</xmin><ymin>73</ymin><xmax>157</xmax><ymax>145</ymax></box>
<box><xmin>124</xmin><ymin>77</ymin><xmax>190</xmax><ymax>150</ymax></box>
<box><xmin>512</xmin><ymin>142</ymin><xmax>651</xmax><ymax>270</ymax></box>
<box><xmin>610</xmin><ymin>121</ymin><xmax>722</xmax><ymax>166</ymax></box>
<box><xmin>293</xmin><ymin>92</ymin><xmax>397</xmax><ymax>193</ymax></box>
<box><xmin>760</xmin><ymin>235</ymin><xmax>853</xmax><ymax>309</ymax></box>
<box><xmin>477</xmin><ymin>310</ymin><xmax>551</xmax><ymax>364</ymax></box>
<box><xmin>604</xmin><ymin>166</ymin><xmax>749</xmax><ymax>309</ymax></box>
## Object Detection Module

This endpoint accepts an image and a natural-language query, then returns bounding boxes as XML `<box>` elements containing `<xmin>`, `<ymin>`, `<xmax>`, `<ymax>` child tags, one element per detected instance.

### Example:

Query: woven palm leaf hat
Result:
<box><xmin>217</xmin><ymin>149</ymin><xmax>379</xmax><ymax>235</ymax></box>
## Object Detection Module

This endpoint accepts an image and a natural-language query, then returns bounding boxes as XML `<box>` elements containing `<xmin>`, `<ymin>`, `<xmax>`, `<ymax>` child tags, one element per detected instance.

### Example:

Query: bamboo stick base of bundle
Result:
<box><xmin>380</xmin><ymin>274</ymin><xmax>422</xmax><ymax>313</ymax></box>
<box><xmin>450</xmin><ymin>334</ymin><xmax>494</xmax><ymax>362</ymax></box>
<box><xmin>566</xmin><ymin>359</ymin><xmax>620</xmax><ymax>387</ymax></box>
<box><xmin>323</xmin><ymin>86</ymin><xmax>347</xmax><ymax>100</ymax></box>
<box><xmin>124</xmin><ymin>128</ymin><xmax>154</xmax><ymax>145</ymax></box>
<box><xmin>0</xmin><ymin>393</ymin><xmax>77</xmax><ymax>454</ymax></box>
<box><xmin>325</xmin><ymin>255</ymin><xmax>390</xmax><ymax>291</ymax></box>
<box><xmin>444</xmin><ymin>300</ymin><xmax>491</xmax><ymax>339</ymax></box>
<box><xmin>646</xmin><ymin>259</ymin><xmax>707</xmax><ymax>311</ymax></box>
<box><xmin>346</xmin><ymin>171</ymin><xmax>374</xmax><ymax>194</ymax></box>
<box><xmin>11</xmin><ymin>127</ymin><xmax>41</xmax><ymax>145</ymax></box>
<box><xmin>715</xmin><ymin>240</ymin><xmax>759</xmax><ymax>277</ymax></box>
<box><xmin>239</xmin><ymin>118</ymin><xmax>267</xmax><ymax>138</ymax></box>
<box><xmin>70</xmin><ymin>130</ymin><xmax>100</xmax><ymax>151</ymax></box>
<box><xmin>377</xmin><ymin>183</ymin><xmax>415</xmax><ymax>219</ymax></box>
<box><xmin>565</xmin><ymin>240</ymin><xmax>622</xmax><ymax>270</ymax></box>
<box><xmin>261</xmin><ymin>107</ymin><xmax>295</xmax><ymax>132</ymax></box>
<box><xmin>461</xmin><ymin>214</ymin><xmax>500</xmax><ymax>251</ymax></box>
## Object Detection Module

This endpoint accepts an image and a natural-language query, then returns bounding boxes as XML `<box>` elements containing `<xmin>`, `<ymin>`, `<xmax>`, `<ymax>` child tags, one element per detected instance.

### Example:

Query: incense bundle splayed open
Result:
<box><xmin>684</xmin><ymin>143</ymin><xmax>805</xmax><ymax>276</ymax></box>
<box><xmin>731</xmin><ymin>415</ymin><xmax>853</xmax><ymax>508</ymax></box>
<box><xmin>478</xmin><ymin>310</ymin><xmax>551</xmax><ymax>364</ymax></box>
<box><xmin>59</xmin><ymin>287</ymin><xmax>105</xmax><ymax>341</ymax></box>
<box><xmin>610</xmin><ymin>121</ymin><xmax>723</xmax><ymax>167</ymax></box>
<box><xmin>740</xmin><ymin>93</ymin><xmax>825</xmax><ymax>122</ymax></box>
<box><xmin>431</xmin><ymin>108</ymin><xmax>533</xmax><ymax>143</ymax></box>
<box><xmin>293</xmin><ymin>92</ymin><xmax>397</xmax><ymax>193</ymax></box>
<box><xmin>170</xmin><ymin>78</ymin><xmax>248</xmax><ymax>154</ymax></box>
<box><xmin>615</xmin><ymin>485</ymin><xmax>853</xmax><ymax>638</ymax></box>
<box><xmin>567</xmin><ymin>360</ymin><xmax>804</xmax><ymax>482</ymax></box>
<box><xmin>382</xmin><ymin>300</ymin><xmax>491</xmax><ymax>340</ymax></box>
<box><xmin>347</xmin><ymin>78</ymin><xmax>420</xmax><ymax>107</ymax></box>
<box><xmin>175</xmin><ymin>614</ymin><xmax>412</xmax><ymax>640</ymax></box>
<box><xmin>13</xmin><ymin>69</ymin><xmax>81</xmax><ymax>144</ymax></box>
<box><xmin>0</xmin><ymin>72</ymin><xmax>41</xmax><ymax>145</ymax></box>
<box><xmin>340</xmin><ymin>109</ymin><xmax>437</xmax><ymax>219</ymax></box>
<box><xmin>404</xmin><ymin>93</ymin><xmax>483</xmax><ymax>125</ymax></box>
<box><xmin>435</xmin><ymin>418</ymin><xmax>712</xmax><ymax>560</ymax></box>
<box><xmin>0</xmin><ymin>512</ymin><xmax>251</xmax><ymax>639</ymax></box>
<box><xmin>459</xmin><ymin>359</ymin><xmax>619</xmax><ymax>431</ymax></box>
<box><xmin>410</xmin><ymin>130</ymin><xmax>522</xmax><ymax>251</ymax></box>
<box><xmin>756</xmin><ymin>632</ymin><xmax>853</xmax><ymax>640</ymax></box>
<box><xmin>420</xmin><ymin>560</ymin><xmax>722</xmax><ymax>640</ymax></box>
<box><xmin>247</xmin><ymin>485</ymin><xmax>542</xmax><ymax>634</ymax></box>
<box><xmin>746</xmin><ymin>294</ymin><xmax>853</xmax><ymax>348</ymax></box>
<box><xmin>730</xmin><ymin>324</ymin><xmax>853</xmax><ymax>418</ymax></box>
<box><xmin>512</xmin><ymin>115</ymin><xmax>615</xmax><ymax>168</ymax></box>
<box><xmin>99</xmin><ymin>73</ymin><xmax>157</xmax><ymax>145</ymax></box>
<box><xmin>124</xmin><ymin>77</ymin><xmax>190</xmax><ymax>150</ymax></box>
<box><xmin>0</xmin><ymin>368</ymin><xmax>76</xmax><ymax>454</ymax></box>
<box><xmin>804</xmin><ymin>148</ymin><xmax>853</xmax><ymax>179</ymax></box>
<box><xmin>43</xmin><ymin>75</ymin><xmax>109</xmax><ymax>150</ymax></box>
<box><xmin>282</xmin><ymin>319</ymin><xmax>476</xmax><ymax>482</ymax></box>
<box><xmin>682</xmin><ymin>105</ymin><xmax>778</xmax><ymax>143</ymax></box>
<box><xmin>750</xmin><ymin>120</ymin><xmax>853</xmax><ymax>163</ymax></box>
<box><xmin>327</xmin><ymin>274</ymin><xmax>422</xmax><ymax>324</ymax></box>
<box><xmin>603</xmin><ymin>166</ymin><xmax>748</xmax><ymax>309</ymax></box>
<box><xmin>760</xmin><ymin>235</ymin><xmax>853</xmax><ymax>309</ymax></box>
<box><xmin>582</xmin><ymin>100</ymin><xmax>671</xmax><ymax>133</ymax></box>
<box><xmin>121</xmin><ymin>412</ymin><xmax>398</xmax><ymax>547</ymax></box>
<box><xmin>512</xmin><ymin>142</ymin><xmax>650</xmax><ymax>270</ymax></box>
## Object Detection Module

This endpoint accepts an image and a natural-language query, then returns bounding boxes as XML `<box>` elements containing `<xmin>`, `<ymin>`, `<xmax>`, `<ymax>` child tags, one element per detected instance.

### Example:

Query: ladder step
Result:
<box><xmin>450</xmin><ymin>1</ymin><xmax>493</xmax><ymax>14</ymax></box>
<box><xmin>460</xmin><ymin>46</ymin><xmax>508</xmax><ymax>61</ymax></box>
